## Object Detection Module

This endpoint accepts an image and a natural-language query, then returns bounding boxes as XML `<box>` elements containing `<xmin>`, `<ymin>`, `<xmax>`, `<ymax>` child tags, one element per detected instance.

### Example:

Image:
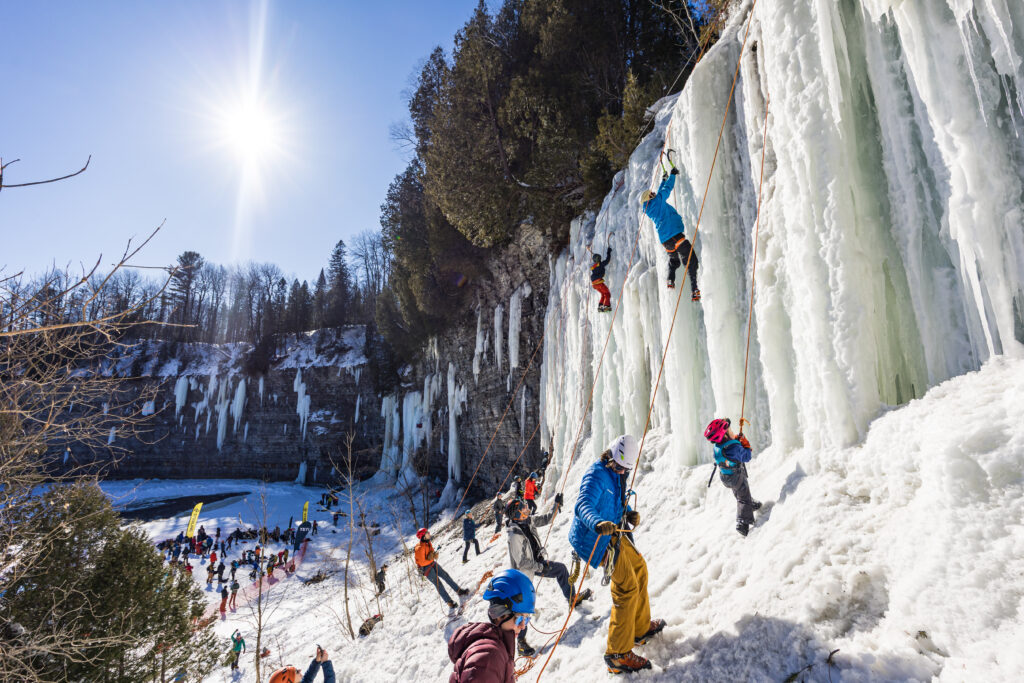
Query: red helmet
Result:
<box><xmin>416</xmin><ymin>528</ymin><xmax>429</xmax><ymax>541</ymax></box>
<box><xmin>704</xmin><ymin>418</ymin><xmax>731</xmax><ymax>444</ymax></box>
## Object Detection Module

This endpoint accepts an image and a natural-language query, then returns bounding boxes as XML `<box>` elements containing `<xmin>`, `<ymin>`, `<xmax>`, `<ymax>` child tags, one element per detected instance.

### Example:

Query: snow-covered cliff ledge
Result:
<box><xmin>542</xmin><ymin>0</ymin><xmax>1024</xmax><ymax>473</ymax></box>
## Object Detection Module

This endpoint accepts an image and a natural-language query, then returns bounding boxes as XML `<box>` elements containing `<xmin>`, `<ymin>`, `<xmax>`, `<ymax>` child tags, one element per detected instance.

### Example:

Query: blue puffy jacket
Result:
<box><xmin>643</xmin><ymin>174</ymin><xmax>686</xmax><ymax>244</ymax></box>
<box><xmin>301</xmin><ymin>659</ymin><xmax>336</xmax><ymax>683</ymax></box>
<box><xmin>713</xmin><ymin>439</ymin><xmax>752</xmax><ymax>476</ymax></box>
<box><xmin>569</xmin><ymin>461</ymin><xmax>631</xmax><ymax>568</ymax></box>
<box><xmin>463</xmin><ymin>517</ymin><xmax>476</xmax><ymax>541</ymax></box>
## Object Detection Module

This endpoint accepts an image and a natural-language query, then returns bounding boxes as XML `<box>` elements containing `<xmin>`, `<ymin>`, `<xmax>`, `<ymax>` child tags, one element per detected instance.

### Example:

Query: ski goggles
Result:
<box><xmin>514</xmin><ymin>614</ymin><xmax>531</xmax><ymax>628</ymax></box>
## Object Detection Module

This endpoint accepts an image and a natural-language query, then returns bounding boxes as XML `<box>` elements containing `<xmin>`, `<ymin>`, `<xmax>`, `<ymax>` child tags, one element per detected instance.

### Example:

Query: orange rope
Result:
<box><xmin>535</xmin><ymin>1</ymin><xmax>763</xmax><ymax>675</ymax></box>
<box><xmin>532</xmin><ymin>535</ymin><xmax>602</xmax><ymax>680</ymax></box>
<box><xmin>628</xmin><ymin>0</ymin><xmax>760</xmax><ymax>496</ymax></box>
<box><xmin>739</xmin><ymin>94</ymin><xmax>770</xmax><ymax>431</ymax></box>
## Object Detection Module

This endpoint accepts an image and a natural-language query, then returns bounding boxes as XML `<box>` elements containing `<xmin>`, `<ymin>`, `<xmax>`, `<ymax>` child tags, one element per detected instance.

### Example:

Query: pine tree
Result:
<box><xmin>168</xmin><ymin>251</ymin><xmax>204</xmax><ymax>339</ymax></box>
<box><xmin>4</xmin><ymin>483</ymin><xmax>220</xmax><ymax>681</ymax></box>
<box><xmin>325</xmin><ymin>240</ymin><xmax>352</xmax><ymax>327</ymax></box>
<box><xmin>312</xmin><ymin>269</ymin><xmax>329</xmax><ymax>329</ymax></box>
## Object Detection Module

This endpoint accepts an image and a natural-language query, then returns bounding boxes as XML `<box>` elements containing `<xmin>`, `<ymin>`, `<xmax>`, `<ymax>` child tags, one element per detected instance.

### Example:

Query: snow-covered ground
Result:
<box><xmin>104</xmin><ymin>356</ymin><xmax>1024</xmax><ymax>682</ymax></box>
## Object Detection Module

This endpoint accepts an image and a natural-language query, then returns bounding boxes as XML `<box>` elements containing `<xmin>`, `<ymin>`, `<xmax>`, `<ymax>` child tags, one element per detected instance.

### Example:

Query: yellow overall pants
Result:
<box><xmin>607</xmin><ymin>535</ymin><xmax>651</xmax><ymax>655</ymax></box>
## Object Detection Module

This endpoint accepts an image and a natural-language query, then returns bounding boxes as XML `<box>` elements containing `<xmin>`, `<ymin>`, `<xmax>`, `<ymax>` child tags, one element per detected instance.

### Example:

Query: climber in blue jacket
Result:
<box><xmin>568</xmin><ymin>435</ymin><xmax>664</xmax><ymax>674</ymax></box>
<box><xmin>641</xmin><ymin>168</ymin><xmax>701</xmax><ymax>301</ymax></box>
<box><xmin>704</xmin><ymin>418</ymin><xmax>762</xmax><ymax>536</ymax></box>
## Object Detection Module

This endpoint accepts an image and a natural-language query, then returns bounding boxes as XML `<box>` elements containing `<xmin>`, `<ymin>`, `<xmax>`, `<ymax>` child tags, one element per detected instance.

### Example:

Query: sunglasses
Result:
<box><xmin>514</xmin><ymin>614</ymin><xmax>531</xmax><ymax>627</ymax></box>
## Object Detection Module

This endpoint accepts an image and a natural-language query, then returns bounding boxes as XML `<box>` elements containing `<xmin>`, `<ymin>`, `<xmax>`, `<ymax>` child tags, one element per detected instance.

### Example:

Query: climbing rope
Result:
<box><xmin>534</xmin><ymin>0</ymin><xmax>763</xmax><ymax>675</ymax></box>
<box><xmin>627</xmin><ymin>0</ymin><xmax>761</xmax><ymax>496</ymax></box>
<box><xmin>739</xmin><ymin>93</ymin><xmax>771</xmax><ymax>430</ymax></box>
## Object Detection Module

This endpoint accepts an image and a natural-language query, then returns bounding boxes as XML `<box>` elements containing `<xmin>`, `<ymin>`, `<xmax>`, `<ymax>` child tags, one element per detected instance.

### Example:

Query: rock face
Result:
<box><xmin>378</xmin><ymin>226</ymin><xmax>554</xmax><ymax>500</ymax></box>
<box><xmin>88</xmin><ymin>228</ymin><xmax>555</xmax><ymax>500</ymax></box>
<box><xmin>86</xmin><ymin>327</ymin><xmax>383</xmax><ymax>484</ymax></box>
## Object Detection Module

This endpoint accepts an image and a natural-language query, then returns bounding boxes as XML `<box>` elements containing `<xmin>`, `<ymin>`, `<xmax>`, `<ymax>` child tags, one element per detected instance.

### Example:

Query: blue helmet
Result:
<box><xmin>482</xmin><ymin>568</ymin><xmax>535</xmax><ymax>614</ymax></box>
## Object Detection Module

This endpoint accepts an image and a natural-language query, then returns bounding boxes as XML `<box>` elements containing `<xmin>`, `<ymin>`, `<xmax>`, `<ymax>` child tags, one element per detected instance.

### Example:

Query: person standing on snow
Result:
<box><xmin>217</xmin><ymin>560</ymin><xmax>226</xmax><ymax>583</ymax></box>
<box><xmin>590</xmin><ymin>246</ymin><xmax>613</xmax><ymax>312</ymax></box>
<box><xmin>492</xmin><ymin>493</ymin><xmax>505</xmax><ymax>534</ymax></box>
<box><xmin>415</xmin><ymin>528</ymin><xmax>470</xmax><ymax>610</ymax></box>
<box><xmin>504</xmin><ymin>497</ymin><xmax>593</xmax><ymax>657</ymax></box>
<box><xmin>641</xmin><ymin>166</ymin><xmax>701</xmax><ymax>301</ymax></box>
<box><xmin>462</xmin><ymin>512</ymin><xmax>480</xmax><ymax>564</ymax></box>
<box><xmin>523</xmin><ymin>473</ymin><xmax>540</xmax><ymax>514</ymax></box>
<box><xmin>448</xmin><ymin>568</ymin><xmax>536</xmax><ymax>682</ymax></box>
<box><xmin>229</xmin><ymin>578</ymin><xmax>240</xmax><ymax>610</ymax></box>
<box><xmin>569</xmin><ymin>434</ymin><xmax>665</xmax><ymax>674</ymax></box>
<box><xmin>374</xmin><ymin>563</ymin><xmax>388</xmax><ymax>595</ymax></box>
<box><xmin>227</xmin><ymin>630</ymin><xmax>245</xmax><ymax>671</ymax></box>
<box><xmin>704</xmin><ymin>418</ymin><xmax>762</xmax><ymax>536</ymax></box>
<box><xmin>508</xmin><ymin>476</ymin><xmax>523</xmax><ymax>500</ymax></box>
<box><xmin>219</xmin><ymin>585</ymin><xmax>229</xmax><ymax>614</ymax></box>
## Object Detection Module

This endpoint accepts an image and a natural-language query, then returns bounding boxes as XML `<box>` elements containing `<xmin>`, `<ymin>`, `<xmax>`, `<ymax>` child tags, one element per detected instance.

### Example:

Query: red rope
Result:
<box><xmin>739</xmin><ymin>93</ymin><xmax>770</xmax><ymax>430</ymax></box>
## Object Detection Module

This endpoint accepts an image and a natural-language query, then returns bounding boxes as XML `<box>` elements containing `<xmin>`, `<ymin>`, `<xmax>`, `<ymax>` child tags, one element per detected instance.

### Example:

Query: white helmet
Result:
<box><xmin>607</xmin><ymin>434</ymin><xmax>639</xmax><ymax>470</ymax></box>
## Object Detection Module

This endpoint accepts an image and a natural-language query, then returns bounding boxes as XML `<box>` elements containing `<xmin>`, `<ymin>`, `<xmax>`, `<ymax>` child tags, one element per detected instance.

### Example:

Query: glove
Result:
<box><xmin>661</xmin><ymin>170</ymin><xmax>669</xmax><ymax>182</ymax></box>
<box><xmin>670</xmin><ymin>167</ymin><xmax>679</xmax><ymax>175</ymax></box>
<box><xmin>595</xmin><ymin>521</ymin><xmax>617</xmax><ymax>536</ymax></box>
<box><xmin>554</xmin><ymin>493</ymin><xmax>564</xmax><ymax>507</ymax></box>
<box><xmin>738</xmin><ymin>434</ymin><xmax>751</xmax><ymax>449</ymax></box>
<box><xmin>624</xmin><ymin>510</ymin><xmax>640</xmax><ymax>526</ymax></box>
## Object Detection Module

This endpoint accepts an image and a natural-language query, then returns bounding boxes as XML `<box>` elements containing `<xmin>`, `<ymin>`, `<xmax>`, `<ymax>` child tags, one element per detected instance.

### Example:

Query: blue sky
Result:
<box><xmin>0</xmin><ymin>0</ymin><xmax>485</xmax><ymax>282</ymax></box>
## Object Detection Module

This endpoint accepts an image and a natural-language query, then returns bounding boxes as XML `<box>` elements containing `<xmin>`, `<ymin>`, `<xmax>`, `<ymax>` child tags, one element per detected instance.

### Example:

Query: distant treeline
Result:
<box><xmin>376</xmin><ymin>0</ymin><xmax>719</xmax><ymax>359</ymax></box>
<box><xmin>2</xmin><ymin>231</ymin><xmax>389</xmax><ymax>347</ymax></box>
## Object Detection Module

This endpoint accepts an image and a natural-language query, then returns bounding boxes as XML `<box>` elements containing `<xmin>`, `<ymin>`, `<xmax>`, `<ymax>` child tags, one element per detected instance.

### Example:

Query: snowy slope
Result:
<box><xmin>109</xmin><ymin>1</ymin><xmax>1024</xmax><ymax>680</ymax></box>
<box><xmin>116</xmin><ymin>357</ymin><xmax>1024</xmax><ymax>682</ymax></box>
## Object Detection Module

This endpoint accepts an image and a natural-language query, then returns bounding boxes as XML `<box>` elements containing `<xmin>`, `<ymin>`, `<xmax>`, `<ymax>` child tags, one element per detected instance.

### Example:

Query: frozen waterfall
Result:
<box><xmin>542</xmin><ymin>0</ymin><xmax>1024</xmax><ymax>471</ymax></box>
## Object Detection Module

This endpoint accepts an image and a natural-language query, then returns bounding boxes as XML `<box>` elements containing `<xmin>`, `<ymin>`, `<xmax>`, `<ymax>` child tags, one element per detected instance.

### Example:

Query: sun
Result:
<box><xmin>218</xmin><ymin>94</ymin><xmax>282</xmax><ymax>167</ymax></box>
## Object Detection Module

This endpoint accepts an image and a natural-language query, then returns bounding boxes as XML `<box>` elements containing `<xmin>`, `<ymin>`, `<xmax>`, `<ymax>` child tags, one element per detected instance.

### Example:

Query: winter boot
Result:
<box><xmin>691</xmin><ymin>289</ymin><xmax>701</xmax><ymax>302</ymax></box>
<box><xmin>457</xmin><ymin>588</ymin><xmax>471</xmax><ymax>597</ymax></box>
<box><xmin>666</xmin><ymin>280</ymin><xmax>675</xmax><ymax>289</ymax></box>
<box><xmin>446</xmin><ymin>600</ymin><xmax>458</xmax><ymax>610</ymax></box>
<box><xmin>752</xmin><ymin>501</ymin><xmax>762</xmax><ymax>512</ymax></box>
<box><xmin>634</xmin><ymin>618</ymin><xmax>666</xmax><ymax>645</ymax></box>
<box><xmin>736</xmin><ymin>519</ymin><xmax>750</xmax><ymax>537</ymax></box>
<box><xmin>604</xmin><ymin>651</ymin><xmax>652</xmax><ymax>674</ymax></box>
<box><xmin>518</xmin><ymin>640</ymin><xmax>537</xmax><ymax>657</ymax></box>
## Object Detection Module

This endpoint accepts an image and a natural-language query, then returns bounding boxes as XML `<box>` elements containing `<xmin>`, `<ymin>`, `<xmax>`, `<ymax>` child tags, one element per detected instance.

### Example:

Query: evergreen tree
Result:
<box><xmin>312</xmin><ymin>269</ymin><xmax>329</xmax><ymax>329</ymax></box>
<box><xmin>168</xmin><ymin>251</ymin><xmax>204</xmax><ymax>339</ymax></box>
<box><xmin>325</xmin><ymin>240</ymin><xmax>352</xmax><ymax>327</ymax></box>
<box><xmin>3</xmin><ymin>483</ymin><xmax>220</xmax><ymax>682</ymax></box>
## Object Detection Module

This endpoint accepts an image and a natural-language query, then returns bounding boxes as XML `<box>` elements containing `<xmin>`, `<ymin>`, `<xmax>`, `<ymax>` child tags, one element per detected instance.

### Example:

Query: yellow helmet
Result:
<box><xmin>641</xmin><ymin>190</ymin><xmax>656</xmax><ymax>203</ymax></box>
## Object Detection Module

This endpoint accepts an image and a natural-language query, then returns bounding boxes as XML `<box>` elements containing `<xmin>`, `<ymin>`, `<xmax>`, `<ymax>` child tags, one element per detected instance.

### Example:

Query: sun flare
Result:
<box><xmin>218</xmin><ymin>94</ymin><xmax>282</xmax><ymax>167</ymax></box>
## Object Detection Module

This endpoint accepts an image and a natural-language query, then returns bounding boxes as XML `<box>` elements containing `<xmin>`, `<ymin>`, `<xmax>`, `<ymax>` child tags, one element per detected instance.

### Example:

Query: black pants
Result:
<box><xmin>663</xmin><ymin>234</ymin><xmax>699</xmax><ymax>293</ymax></box>
<box><xmin>526</xmin><ymin>499</ymin><xmax>537</xmax><ymax>514</ymax></box>
<box><xmin>375</xmin><ymin>580</ymin><xmax>385</xmax><ymax>594</ymax></box>
<box><xmin>538</xmin><ymin>561</ymin><xmax>574</xmax><ymax>605</ymax></box>
<box><xmin>720</xmin><ymin>463</ymin><xmax>754</xmax><ymax>524</ymax></box>
<box><xmin>494</xmin><ymin>512</ymin><xmax>503</xmax><ymax>533</ymax></box>
<box><xmin>462</xmin><ymin>539</ymin><xmax>480</xmax><ymax>562</ymax></box>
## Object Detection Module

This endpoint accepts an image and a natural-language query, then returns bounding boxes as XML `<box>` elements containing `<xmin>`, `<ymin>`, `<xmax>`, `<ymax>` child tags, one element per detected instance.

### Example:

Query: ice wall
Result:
<box><xmin>542</xmin><ymin>0</ymin><xmax>1024</xmax><ymax>469</ymax></box>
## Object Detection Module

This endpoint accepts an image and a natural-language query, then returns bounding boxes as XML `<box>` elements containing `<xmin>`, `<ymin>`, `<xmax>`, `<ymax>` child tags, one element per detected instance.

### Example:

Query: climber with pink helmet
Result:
<box><xmin>704</xmin><ymin>418</ymin><xmax>762</xmax><ymax>536</ymax></box>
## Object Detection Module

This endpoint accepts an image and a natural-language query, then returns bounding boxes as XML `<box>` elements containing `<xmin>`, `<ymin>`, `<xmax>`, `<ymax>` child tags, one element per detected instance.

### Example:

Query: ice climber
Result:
<box><xmin>569</xmin><ymin>434</ymin><xmax>665</xmax><ymax>674</ymax></box>
<box><xmin>590</xmin><ymin>246</ymin><xmax>613</xmax><ymax>312</ymax></box>
<box><xmin>505</xmin><ymin>496</ymin><xmax>593</xmax><ymax>657</ymax></box>
<box><xmin>641</xmin><ymin>166</ymin><xmax>701</xmax><ymax>301</ymax></box>
<box><xmin>448</xmin><ymin>568</ymin><xmax>536</xmax><ymax>682</ymax></box>
<box><xmin>415</xmin><ymin>528</ymin><xmax>470</xmax><ymax>610</ymax></box>
<box><xmin>704</xmin><ymin>418</ymin><xmax>762</xmax><ymax>536</ymax></box>
<box><xmin>375</xmin><ymin>563</ymin><xmax>388</xmax><ymax>594</ymax></box>
<box><xmin>462</xmin><ymin>511</ymin><xmax>480</xmax><ymax>563</ymax></box>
